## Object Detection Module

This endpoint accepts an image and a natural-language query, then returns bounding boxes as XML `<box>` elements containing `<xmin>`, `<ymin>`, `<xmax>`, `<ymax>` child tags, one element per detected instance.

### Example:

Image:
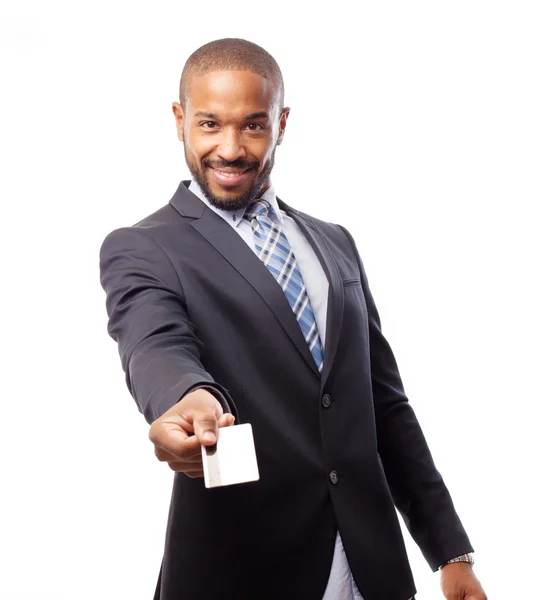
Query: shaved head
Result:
<box><xmin>179</xmin><ymin>38</ymin><xmax>284</xmax><ymax>110</ymax></box>
<box><xmin>172</xmin><ymin>39</ymin><xmax>289</xmax><ymax>211</ymax></box>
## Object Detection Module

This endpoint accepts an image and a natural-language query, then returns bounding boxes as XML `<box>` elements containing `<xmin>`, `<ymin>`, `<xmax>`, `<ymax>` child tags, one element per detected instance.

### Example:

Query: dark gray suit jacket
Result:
<box><xmin>100</xmin><ymin>181</ymin><xmax>473</xmax><ymax>600</ymax></box>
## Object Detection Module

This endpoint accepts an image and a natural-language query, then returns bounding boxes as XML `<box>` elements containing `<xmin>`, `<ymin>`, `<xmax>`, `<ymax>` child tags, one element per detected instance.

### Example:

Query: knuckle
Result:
<box><xmin>148</xmin><ymin>424</ymin><xmax>160</xmax><ymax>445</ymax></box>
<box><xmin>155</xmin><ymin>447</ymin><xmax>172</xmax><ymax>462</ymax></box>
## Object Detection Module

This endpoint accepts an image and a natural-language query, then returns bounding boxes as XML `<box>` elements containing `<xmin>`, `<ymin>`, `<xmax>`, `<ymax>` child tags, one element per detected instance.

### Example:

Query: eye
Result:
<box><xmin>246</xmin><ymin>123</ymin><xmax>265</xmax><ymax>131</ymax></box>
<box><xmin>200</xmin><ymin>121</ymin><xmax>218</xmax><ymax>129</ymax></box>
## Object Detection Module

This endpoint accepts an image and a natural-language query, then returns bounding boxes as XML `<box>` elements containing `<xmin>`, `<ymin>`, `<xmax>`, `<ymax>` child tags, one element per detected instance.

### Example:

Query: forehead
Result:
<box><xmin>186</xmin><ymin>70</ymin><xmax>277</xmax><ymax>116</ymax></box>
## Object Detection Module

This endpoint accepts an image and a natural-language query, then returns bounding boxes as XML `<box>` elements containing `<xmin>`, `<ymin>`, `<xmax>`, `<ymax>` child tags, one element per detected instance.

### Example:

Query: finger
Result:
<box><xmin>162</xmin><ymin>415</ymin><xmax>233</xmax><ymax>460</ymax></box>
<box><xmin>149</xmin><ymin>416</ymin><xmax>191</xmax><ymax>457</ymax></box>
<box><xmin>168</xmin><ymin>462</ymin><xmax>204</xmax><ymax>477</ymax></box>
<box><xmin>169</xmin><ymin>434</ymin><xmax>204</xmax><ymax>461</ymax></box>
<box><xmin>218</xmin><ymin>413</ymin><xmax>236</xmax><ymax>428</ymax></box>
<box><xmin>184</xmin><ymin>469</ymin><xmax>204</xmax><ymax>479</ymax></box>
<box><xmin>154</xmin><ymin>437</ymin><xmax>204</xmax><ymax>461</ymax></box>
<box><xmin>153</xmin><ymin>427</ymin><xmax>204</xmax><ymax>461</ymax></box>
<box><xmin>155</xmin><ymin>446</ymin><xmax>203</xmax><ymax>463</ymax></box>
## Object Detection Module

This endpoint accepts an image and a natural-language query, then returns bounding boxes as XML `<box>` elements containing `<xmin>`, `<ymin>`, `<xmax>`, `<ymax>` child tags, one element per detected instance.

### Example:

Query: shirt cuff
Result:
<box><xmin>440</xmin><ymin>553</ymin><xmax>474</xmax><ymax>568</ymax></box>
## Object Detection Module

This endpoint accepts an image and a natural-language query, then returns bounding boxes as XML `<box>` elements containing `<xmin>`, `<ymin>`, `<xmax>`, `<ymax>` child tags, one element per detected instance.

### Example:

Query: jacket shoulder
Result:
<box><xmin>103</xmin><ymin>180</ymin><xmax>199</xmax><ymax>248</ymax></box>
<box><xmin>101</xmin><ymin>202</ymin><xmax>187</xmax><ymax>249</ymax></box>
<box><xmin>132</xmin><ymin>203</ymin><xmax>182</xmax><ymax>232</ymax></box>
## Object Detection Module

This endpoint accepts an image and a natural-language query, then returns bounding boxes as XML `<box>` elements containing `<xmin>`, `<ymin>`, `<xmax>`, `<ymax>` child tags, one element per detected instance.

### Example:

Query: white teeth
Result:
<box><xmin>216</xmin><ymin>170</ymin><xmax>244</xmax><ymax>178</ymax></box>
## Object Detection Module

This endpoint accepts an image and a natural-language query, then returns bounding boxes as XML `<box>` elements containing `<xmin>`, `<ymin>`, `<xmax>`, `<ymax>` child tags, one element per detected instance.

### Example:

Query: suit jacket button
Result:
<box><xmin>322</xmin><ymin>394</ymin><xmax>332</xmax><ymax>408</ymax></box>
<box><xmin>329</xmin><ymin>470</ymin><xmax>339</xmax><ymax>485</ymax></box>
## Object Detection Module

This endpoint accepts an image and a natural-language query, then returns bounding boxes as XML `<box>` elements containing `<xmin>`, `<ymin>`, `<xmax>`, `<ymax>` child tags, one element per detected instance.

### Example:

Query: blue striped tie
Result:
<box><xmin>245</xmin><ymin>200</ymin><xmax>324</xmax><ymax>372</ymax></box>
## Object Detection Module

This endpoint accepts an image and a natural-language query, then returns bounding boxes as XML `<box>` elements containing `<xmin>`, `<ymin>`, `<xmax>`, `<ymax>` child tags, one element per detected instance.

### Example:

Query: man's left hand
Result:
<box><xmin>440</xmin><ymin>562</ymin><xmax>487</xmax><ymax>600</ymax></box>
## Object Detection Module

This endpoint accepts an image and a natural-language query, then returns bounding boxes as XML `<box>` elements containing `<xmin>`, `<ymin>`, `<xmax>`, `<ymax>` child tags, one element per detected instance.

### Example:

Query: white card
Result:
<box><xmin>201</xmin><ymin>423</ymin><xmax>260</xmax><ymax>488</ymax></box>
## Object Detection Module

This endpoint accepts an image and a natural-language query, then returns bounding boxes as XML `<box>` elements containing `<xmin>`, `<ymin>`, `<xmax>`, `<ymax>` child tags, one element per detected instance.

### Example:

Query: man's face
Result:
<box><xmin>172</xmin><ymin>70</ymin><xmax>289</xmax><ymax>210</ymax></box>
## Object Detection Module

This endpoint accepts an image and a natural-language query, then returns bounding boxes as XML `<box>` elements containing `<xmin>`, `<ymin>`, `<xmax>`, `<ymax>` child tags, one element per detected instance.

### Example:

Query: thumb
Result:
<box><xmin>170</xmin><ymin>388</ymin><xmax>224</xmax><ymax>445</ymax></box>
<box><xmin>192</xmin><ymin>410</ymin><xmax>220</xmax><ymax>446</ymax></box>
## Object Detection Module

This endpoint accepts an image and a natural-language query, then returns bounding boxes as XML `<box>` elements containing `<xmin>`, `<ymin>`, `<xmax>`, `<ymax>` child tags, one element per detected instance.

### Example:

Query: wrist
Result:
<box><xmin>184</xmin><ymin>384</ymin><xmax>231</xmax><ymax>414</ymax></box>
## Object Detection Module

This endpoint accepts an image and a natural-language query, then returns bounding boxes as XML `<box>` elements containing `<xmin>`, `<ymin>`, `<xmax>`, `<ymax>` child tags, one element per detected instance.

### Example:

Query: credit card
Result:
<box><xmin>201</xmin><ymin>423</ymin><xmax>260</xmax><ymax>488</ymax></box>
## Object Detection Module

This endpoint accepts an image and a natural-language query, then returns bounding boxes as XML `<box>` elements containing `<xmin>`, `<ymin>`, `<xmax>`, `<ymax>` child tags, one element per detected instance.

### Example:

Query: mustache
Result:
<box><xmin>203</xmin><ymin>158</ymin><xmax>259</xmax><ymax>171</ymax></box>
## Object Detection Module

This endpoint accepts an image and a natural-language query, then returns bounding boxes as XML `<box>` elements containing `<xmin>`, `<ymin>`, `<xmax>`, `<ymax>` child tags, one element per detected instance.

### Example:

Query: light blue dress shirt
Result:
<box><xmin>189</xmin><ymin>180</ymin><xmax>365</xmax><ymax>600</ymax></box>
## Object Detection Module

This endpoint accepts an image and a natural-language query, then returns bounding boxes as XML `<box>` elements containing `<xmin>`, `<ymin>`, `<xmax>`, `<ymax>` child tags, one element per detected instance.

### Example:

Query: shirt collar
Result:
<box><xmin>189</xmin><ymin>180</ymin><xmax>284</xmax><ymax>229</ymax></box>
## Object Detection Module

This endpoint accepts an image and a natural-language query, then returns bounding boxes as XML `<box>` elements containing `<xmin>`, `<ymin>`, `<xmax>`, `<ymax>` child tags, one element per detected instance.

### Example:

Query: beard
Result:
<box><xmin>185</xmin><ymin>148</ymin><xmax>276</xmax><ymax>212</ymax></box>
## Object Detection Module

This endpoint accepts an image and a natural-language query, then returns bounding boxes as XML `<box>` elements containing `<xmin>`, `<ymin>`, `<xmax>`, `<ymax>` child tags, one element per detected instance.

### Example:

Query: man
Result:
<box><xmin>100</xmin><ymin>38</ymin><xmax>487</xmax><ymax>600</ymax></box>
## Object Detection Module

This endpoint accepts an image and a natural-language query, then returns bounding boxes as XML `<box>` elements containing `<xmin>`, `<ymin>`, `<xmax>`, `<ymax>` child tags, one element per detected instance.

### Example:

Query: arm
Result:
<box><xmin>99</xmin><ymin>226</ymin><xmax>237</xmax><ymax>424</ymax></box>
<box><xmin>338</xmin><ymin>225</ymin><xmax>473</xmax><ymax>570</ymax></box>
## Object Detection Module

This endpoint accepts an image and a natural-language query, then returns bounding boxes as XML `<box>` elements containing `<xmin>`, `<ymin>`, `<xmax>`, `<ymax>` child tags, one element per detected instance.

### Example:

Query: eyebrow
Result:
<box><xmin>194</xmin><ymin>111</ymin><xmax>270</xmax><ymax>120</ymax></box>
<box><xmin>244</xmin><ymin>112</ymin><xmax>269</xmax><ymax>120</ymax></box>
<box><xmin>194</xmin><ymin>112</ymin><xmax>218</xmax><ymax>119</ymax></box>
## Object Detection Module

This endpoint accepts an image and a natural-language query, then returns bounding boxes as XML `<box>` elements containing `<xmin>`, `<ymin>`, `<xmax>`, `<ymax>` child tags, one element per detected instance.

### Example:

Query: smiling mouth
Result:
<box><xmin>208</xmin><ymin>166</ymin><xmax>254</xmax><ymax>187</ymax></box>
<box><xmin>214</xmin><ymin>168</ymin><xmax>248</xmax><ymax>178</ymax></box>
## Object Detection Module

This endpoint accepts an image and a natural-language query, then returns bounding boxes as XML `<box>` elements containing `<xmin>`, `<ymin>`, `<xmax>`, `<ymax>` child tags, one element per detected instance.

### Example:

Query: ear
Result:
<box><xmin>172</xmin><ymin>102</ymin><xmax>185</xmax><ymax>142</ymax></box>
<box><xmin>277</xmin><ymin>107</ymin><xmax>290</xmax><ymax>146</ymax></box>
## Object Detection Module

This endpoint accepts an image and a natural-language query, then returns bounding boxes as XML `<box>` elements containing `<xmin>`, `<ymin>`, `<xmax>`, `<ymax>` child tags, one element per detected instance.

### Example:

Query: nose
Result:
<box><xmin>217</xmin><ymin>129</ymin><xmax>245</xmax><ymax>163</ymax></box>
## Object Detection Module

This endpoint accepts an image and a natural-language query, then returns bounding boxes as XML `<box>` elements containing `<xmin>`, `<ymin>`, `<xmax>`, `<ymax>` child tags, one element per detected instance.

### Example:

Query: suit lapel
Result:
<box><xmin>278</xmin><ymin>201</ymin><xmax>344</xmax><ymax>386</ymax></box>
<box><xmin>170</xmin><ymin>182</ymin><xmax>321</xmax><ymax>379</ymax></box>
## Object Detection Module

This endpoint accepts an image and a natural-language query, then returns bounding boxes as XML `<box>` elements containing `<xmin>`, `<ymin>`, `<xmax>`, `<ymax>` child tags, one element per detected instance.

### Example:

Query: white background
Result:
<box><xmin>1</xmin><ymin>1</ymin><xmax>545</xmax><ymax>598</ymax></box>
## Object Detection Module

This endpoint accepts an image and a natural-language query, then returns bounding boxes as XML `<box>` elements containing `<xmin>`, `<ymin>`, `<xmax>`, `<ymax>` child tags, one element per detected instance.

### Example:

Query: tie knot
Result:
<box><xmin>244</xmin><ymin>199</ymin><xmax>271</xmax><ymax>221</ymax></box>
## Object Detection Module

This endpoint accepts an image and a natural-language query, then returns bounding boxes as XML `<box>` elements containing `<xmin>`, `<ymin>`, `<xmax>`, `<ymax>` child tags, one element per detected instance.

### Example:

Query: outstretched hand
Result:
<box><xmin>440</xmin><ymin>562</ymin><xmax>487</xmax><ymax>600</ymax></box>
<box><xmin>149</xmin><ymin>388</ymin><xmax>236</xmax><ymax>478</ymax></box>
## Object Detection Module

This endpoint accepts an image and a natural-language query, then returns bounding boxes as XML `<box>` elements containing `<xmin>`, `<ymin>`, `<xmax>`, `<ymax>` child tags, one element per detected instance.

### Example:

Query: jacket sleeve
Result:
<box><xmin>338</xmin><ymin>225</ymin><xmax>473</xmax><ymax>571</ymax></box>
<box><xmin>99</xmin><ymin>226</ymin><xmax>237</xmax><ymax>424</ymax></box>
